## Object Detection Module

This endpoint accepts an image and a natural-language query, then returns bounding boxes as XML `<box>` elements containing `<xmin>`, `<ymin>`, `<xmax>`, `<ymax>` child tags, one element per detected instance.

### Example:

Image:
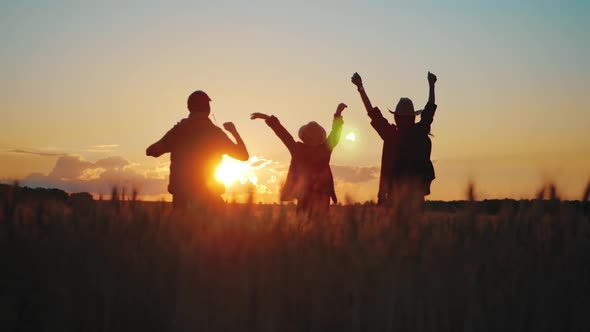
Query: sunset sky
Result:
<box><xmin>1</xmin><ymin>1</ymin><xmax>589</xmax><ymax>202</ymax></box>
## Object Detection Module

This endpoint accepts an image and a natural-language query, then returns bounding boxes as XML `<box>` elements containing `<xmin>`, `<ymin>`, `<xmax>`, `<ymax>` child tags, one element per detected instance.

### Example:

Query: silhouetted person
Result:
<box><xmin>352</xmin><ymin>72</ymin><xmax>438</xmax><ymax>207</ymax></box>
<box><xmin>250</xmin><ymin>103</ymin><xmax>347</xmax><ymax>216</ymax></box>
<box><xmin>146</xmin><ymin>90</ymin><xmax>249</xmax><ymax>210</ymax></box>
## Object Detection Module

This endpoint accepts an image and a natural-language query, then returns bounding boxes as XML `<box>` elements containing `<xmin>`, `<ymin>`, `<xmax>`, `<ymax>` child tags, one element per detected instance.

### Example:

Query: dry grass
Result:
<box><xmin>1</xmin><ymin>184</ymin><xmax>590</xmax><ymax>332</ymax></box>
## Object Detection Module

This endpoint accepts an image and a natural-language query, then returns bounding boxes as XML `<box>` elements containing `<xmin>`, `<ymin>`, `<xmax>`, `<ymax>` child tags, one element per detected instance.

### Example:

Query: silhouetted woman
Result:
<box><xmin>351</xmin><ymin>72</ymin><xmax>438</xmax><ymax>207</ymax></box>
<box><xmin>250</xmin><ymin>103</ymin><xmax>347</xmax><ymax>216</ymax></box>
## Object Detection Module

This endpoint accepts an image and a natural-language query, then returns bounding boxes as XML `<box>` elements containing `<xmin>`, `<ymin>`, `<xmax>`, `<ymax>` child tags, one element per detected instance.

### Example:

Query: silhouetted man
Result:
<box><xmin>146</xmin><ymin>90</ymin><xmax>249</xmax><ymax>210</ymax></box>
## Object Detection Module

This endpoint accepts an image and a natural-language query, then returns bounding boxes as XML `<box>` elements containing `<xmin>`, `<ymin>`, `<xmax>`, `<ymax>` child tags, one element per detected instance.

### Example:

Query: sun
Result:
<box><xmin>345</xmin><ymin>132</ymin><xmax>356</xmax><ymax>142</ymax></box>
<box><xmin>215</xmin><ymin>156</ymin><xmax>258</xmax><ymax>187</ymax></box>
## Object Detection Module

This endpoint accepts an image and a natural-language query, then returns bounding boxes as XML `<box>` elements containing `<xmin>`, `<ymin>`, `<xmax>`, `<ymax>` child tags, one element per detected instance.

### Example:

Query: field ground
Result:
<box><xmin>1</xmin><ymin>184</ymin><xmax>590</xmax><ymax>331</ymax></box>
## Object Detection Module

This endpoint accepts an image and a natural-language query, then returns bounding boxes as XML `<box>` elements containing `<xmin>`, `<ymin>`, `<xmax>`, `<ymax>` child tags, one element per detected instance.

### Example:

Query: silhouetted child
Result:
<box><xmin>250</xmin><ymin>103</ymin><xmax>347</xmax><ymax>216</ymax></box>
<box><xmin>146</xmin><ymin>90</ymin><xmax>249</xmax><ymax>210</ymax></box>
<box><xmin>352</xmin><ymin>72</ymin><xmax>438</xmax><ymax>208</ymax></box>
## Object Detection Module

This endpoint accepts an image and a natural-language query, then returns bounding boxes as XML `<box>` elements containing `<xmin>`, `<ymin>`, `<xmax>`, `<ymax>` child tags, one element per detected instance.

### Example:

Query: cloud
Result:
<box><xmin>220</xmin><ymin>162</ymin><xmax>381</xmax><ymax>203</ymax></box>
<box><xmin>48</xmin><ymin>155</ymin><xmax>96</xmax><ymax>180</ymax></box>
<box><xmin>3</xmin><ymin>145</ymin><xmax>120</xmax><ymax>156</ymax></box>
<box><xmin>95</xmin><ymin>156</ymin><xmax>130</xmax><ymax>170</ymax></box>
<box><xmin>220</xmin><ymin>161</ymin><xmax>381</xmax><ymax>203</ymax></box>
<box><xmin>18</xmin><ymin>155</ymin><xmax>167</xmax><ymax>197</ymax></box>
<box><xmin>8</xmin><ymin>153</ymin><xmax>382</xmax><ymax>203</ymax></box>
<box><xmin>84</xmin><ymin>144</ymin><xmax>119</xmax><ymax>153</ymax></box>
<box><xmin>221</xmin><ymin>156</ymin><xmax>284</xmax><ymax>202</ymax></box>
<box><xmin>6</xmin><ymin>149</ymin><xmax>66</xmax><ymax>157</ymax></box>
<box><xmin>80</xmin><ymin>144</ymin><xmax>119</xmax><ymax>153</ymax></box>
<box><xmin>90</xmin><ymin>144</ymin><xmax>119</xmax><ymax>149</ymax></box>
<box><xmin>331</xmin><ymin>165</ymin><xmax>380</xmax><ymax>183</ymax></box>
<box><xmin>328</xmin><ymin>165</ymin><xmax>381</xmax><ymax>203</ymax></box>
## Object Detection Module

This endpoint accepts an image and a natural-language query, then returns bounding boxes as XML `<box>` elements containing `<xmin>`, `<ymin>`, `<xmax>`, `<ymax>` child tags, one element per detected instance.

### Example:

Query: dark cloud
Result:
<box><xmin>48</xmin><ymin>155</ymin><xmax>95</xmax><ymax>180</ymax></box>
<box><xmin>18</xmin><ymin>155</ymin><xmax>167</xmax><ymax>197</ymax></box>
<box><xmin>331</xmin><ymin>165</ymin><xmax>380</xmax><ymax>183</ymax></box>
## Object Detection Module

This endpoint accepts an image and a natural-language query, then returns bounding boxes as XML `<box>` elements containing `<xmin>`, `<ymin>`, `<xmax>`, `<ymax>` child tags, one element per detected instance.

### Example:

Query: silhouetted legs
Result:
<box><xmin>172</xmin><ymin>192</ymin><xmax>224</xmax><ymax>212</ymax></box>
<box><xmin>297</xmin><ymin>191</ymin><xmax>330</xmax><ymax>217</ymax></box>
<box><xmin>381</xmin><ymin>178</ymin><xmax>427</xmax><ymax>212</ymax></box>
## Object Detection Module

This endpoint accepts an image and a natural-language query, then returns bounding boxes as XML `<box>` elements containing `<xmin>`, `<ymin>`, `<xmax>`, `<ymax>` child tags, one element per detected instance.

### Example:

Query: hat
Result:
<box><xmin>298</xmin><ymin>121</ymin><xmax>327</xmax><ymax>146</ymax></box>
<box><xmin>187</xmin><ymin>90</ymin><xmax>212</xmax><ymax>111</ymax></box>
<box><xmin>389</xmin><ymin>98</ymin><xmax>422</xmax><ymax>116</ymax></box>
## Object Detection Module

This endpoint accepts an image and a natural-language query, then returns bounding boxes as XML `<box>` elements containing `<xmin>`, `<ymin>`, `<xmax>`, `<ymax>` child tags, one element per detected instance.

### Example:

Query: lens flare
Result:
<box><xmin>345</xmin><ymin>132</ymin><xmax>356</xmax><ymax>142</ymax></box>
<box><xmin>215</xmin><ymin>156</ymin><xmax>270</xmax><ymax>187</ymax></box>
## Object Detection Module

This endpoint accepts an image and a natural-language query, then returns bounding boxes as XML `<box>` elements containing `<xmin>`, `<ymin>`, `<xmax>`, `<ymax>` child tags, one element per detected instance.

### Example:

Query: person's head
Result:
<box><xmin>298</xmin><ymin>121</ymin><xmax>327</xmax><ymax>146</ymax></box>
<box><xmin>187</xmin><ymin>90</ymin><xmax>211</xmax><ymax>115</ymax></box>
<box><xmin>391</xmin><ymin>98</ymin><xmax>420</xmax><ymax>129</ymax></box>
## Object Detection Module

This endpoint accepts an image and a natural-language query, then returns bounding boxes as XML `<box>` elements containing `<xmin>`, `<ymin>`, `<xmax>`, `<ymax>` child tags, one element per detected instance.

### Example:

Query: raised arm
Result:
<box><xmin>428</xmin><ymin>71</ymin><xmax>436</xmax><ymax>105</ymax></box>
<box><xmin>351</xmin><ymin>72</ymin><xmax>393</xmax><ymax>140</ymax></box>
<box><xmin>222</xmin><ymin>122</ymin><xmax>250</xmax><ymax>161</ymax></box>
<box><xmin>351</xmin><ymin>72</ymin><xmax>374</xmax><ymax>113</ymax></box>
<box><xmin>251</xmin><ymin>113</ymin><xmax>297</xmax><ymax>154</ymax></box>
<box><xmin>327</xmin><ymin>103</ymin><xmax>346</xmax><ymax>149</ymax></box>
<box><xmin>419</xmin><ymin>72</ymin><xmax>438</xmax><ymax>129</ymax></box>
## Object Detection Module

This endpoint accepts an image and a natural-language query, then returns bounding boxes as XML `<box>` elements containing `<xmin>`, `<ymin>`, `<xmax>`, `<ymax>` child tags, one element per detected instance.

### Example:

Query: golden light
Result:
<box><xmin>215</xmin><ymin>156</ymin><xmax>267</xmax><ymax>187</ymax></box>
<box><xmin>345</xmin><ymin>132</ymin><xmax>356</xmax><ymax>142</ymax></box>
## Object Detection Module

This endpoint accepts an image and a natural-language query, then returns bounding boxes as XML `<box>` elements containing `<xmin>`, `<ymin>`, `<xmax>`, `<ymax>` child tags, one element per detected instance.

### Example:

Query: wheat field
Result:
<box><xmin>1</xmin><ymin>184</ymin><xmax>590</xmax><ymax>332</ymax></box>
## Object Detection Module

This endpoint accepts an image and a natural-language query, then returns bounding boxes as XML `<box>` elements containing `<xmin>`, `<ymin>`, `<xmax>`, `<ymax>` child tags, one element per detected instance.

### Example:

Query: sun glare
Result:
<box><xmin>215</xmin><ymin>156</ymin><xmax>260</xmax><ymax>187</ymax></box>
<box><xmin>345</xmin><ymin>132</ymin><xmax>356</xmax><ymax>142</ymax></box>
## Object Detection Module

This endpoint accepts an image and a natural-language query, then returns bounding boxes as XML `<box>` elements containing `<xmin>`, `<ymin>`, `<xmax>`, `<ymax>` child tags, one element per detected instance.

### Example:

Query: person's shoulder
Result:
<box><xmin>414</xmin><ymin>121</ymin><xmax>430</xmax><ymax>136</ymax></box>
<box><xmin>208</xmin><ymin>123</ymin><xmax>233</xmax><ymax>142</ymax></box>
<box><xmin>164</xmin><ymin>117</ymin><xmax>188</xmax><ymax>137</ymax></box>
<box><xmin>171</xmin><ymin>117</ymin><xmax>190</xmax><ymax>130</ymax></box>
<box><xmin>292</xmin><ymin>141</ymin><xmax>305</xmax><ymax>151</ymax></box>
<box><xmin>184</xmin><ymin>117</ymin><xmax>220</xmax><ymax>132</ymax></box>
<box><xmin>210</xmin><ymin>123</ymin><xmax>227</xmax><ymax>135</ymax></box>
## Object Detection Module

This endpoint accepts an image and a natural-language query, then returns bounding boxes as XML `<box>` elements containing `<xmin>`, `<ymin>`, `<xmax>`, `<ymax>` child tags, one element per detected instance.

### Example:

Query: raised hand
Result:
<box><xmin>335</xmin><ymin>103</ymin><xmax>348</xmax><ymax>116</ymax></box>
<box><xmin>223</xmin><ymin>122</ymin><xmax>237</xmax><ymax>132</ymax></box>
<box><xmin>250</xmin><ymin>113</ymin><xmax>270</xmax><ymax>121</ymax></box>
<box><xmin>351</xmin><ymin>72</ymin><xmax>363</xmax><ymax>88</ymax></box>
<box><xmin>428</xmin><ymin>71</ymin><xmax>437</xmax><ymax>85</ymax></box>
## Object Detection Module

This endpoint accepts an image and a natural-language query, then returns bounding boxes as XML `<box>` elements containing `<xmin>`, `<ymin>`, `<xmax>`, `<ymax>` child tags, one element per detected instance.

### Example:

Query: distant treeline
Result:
<box><xmin>0</xmin><ymin>183</ymin><xmax>93</xmax><ymax>205</ymax></box>
<box><xmin>425</xmin><ymin>199</ymin><xmax>589</xmax><ymax>216</ymax></box>
<box><xmin>1</xmin><ymin>183</ymin><xmax>588</xmax><ymax>215</ymax></box>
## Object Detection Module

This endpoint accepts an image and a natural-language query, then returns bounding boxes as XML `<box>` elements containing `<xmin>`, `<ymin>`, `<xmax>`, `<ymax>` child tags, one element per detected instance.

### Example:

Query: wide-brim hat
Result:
<box><xmin>298</xmin><ymin>121</ymin><xmax>327</xmax><ymax>146</ymax></box>
<box><xmin>389</xmin><ymin>97</ymin><xmax>422</xmax><ymax>116</ymax></box>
